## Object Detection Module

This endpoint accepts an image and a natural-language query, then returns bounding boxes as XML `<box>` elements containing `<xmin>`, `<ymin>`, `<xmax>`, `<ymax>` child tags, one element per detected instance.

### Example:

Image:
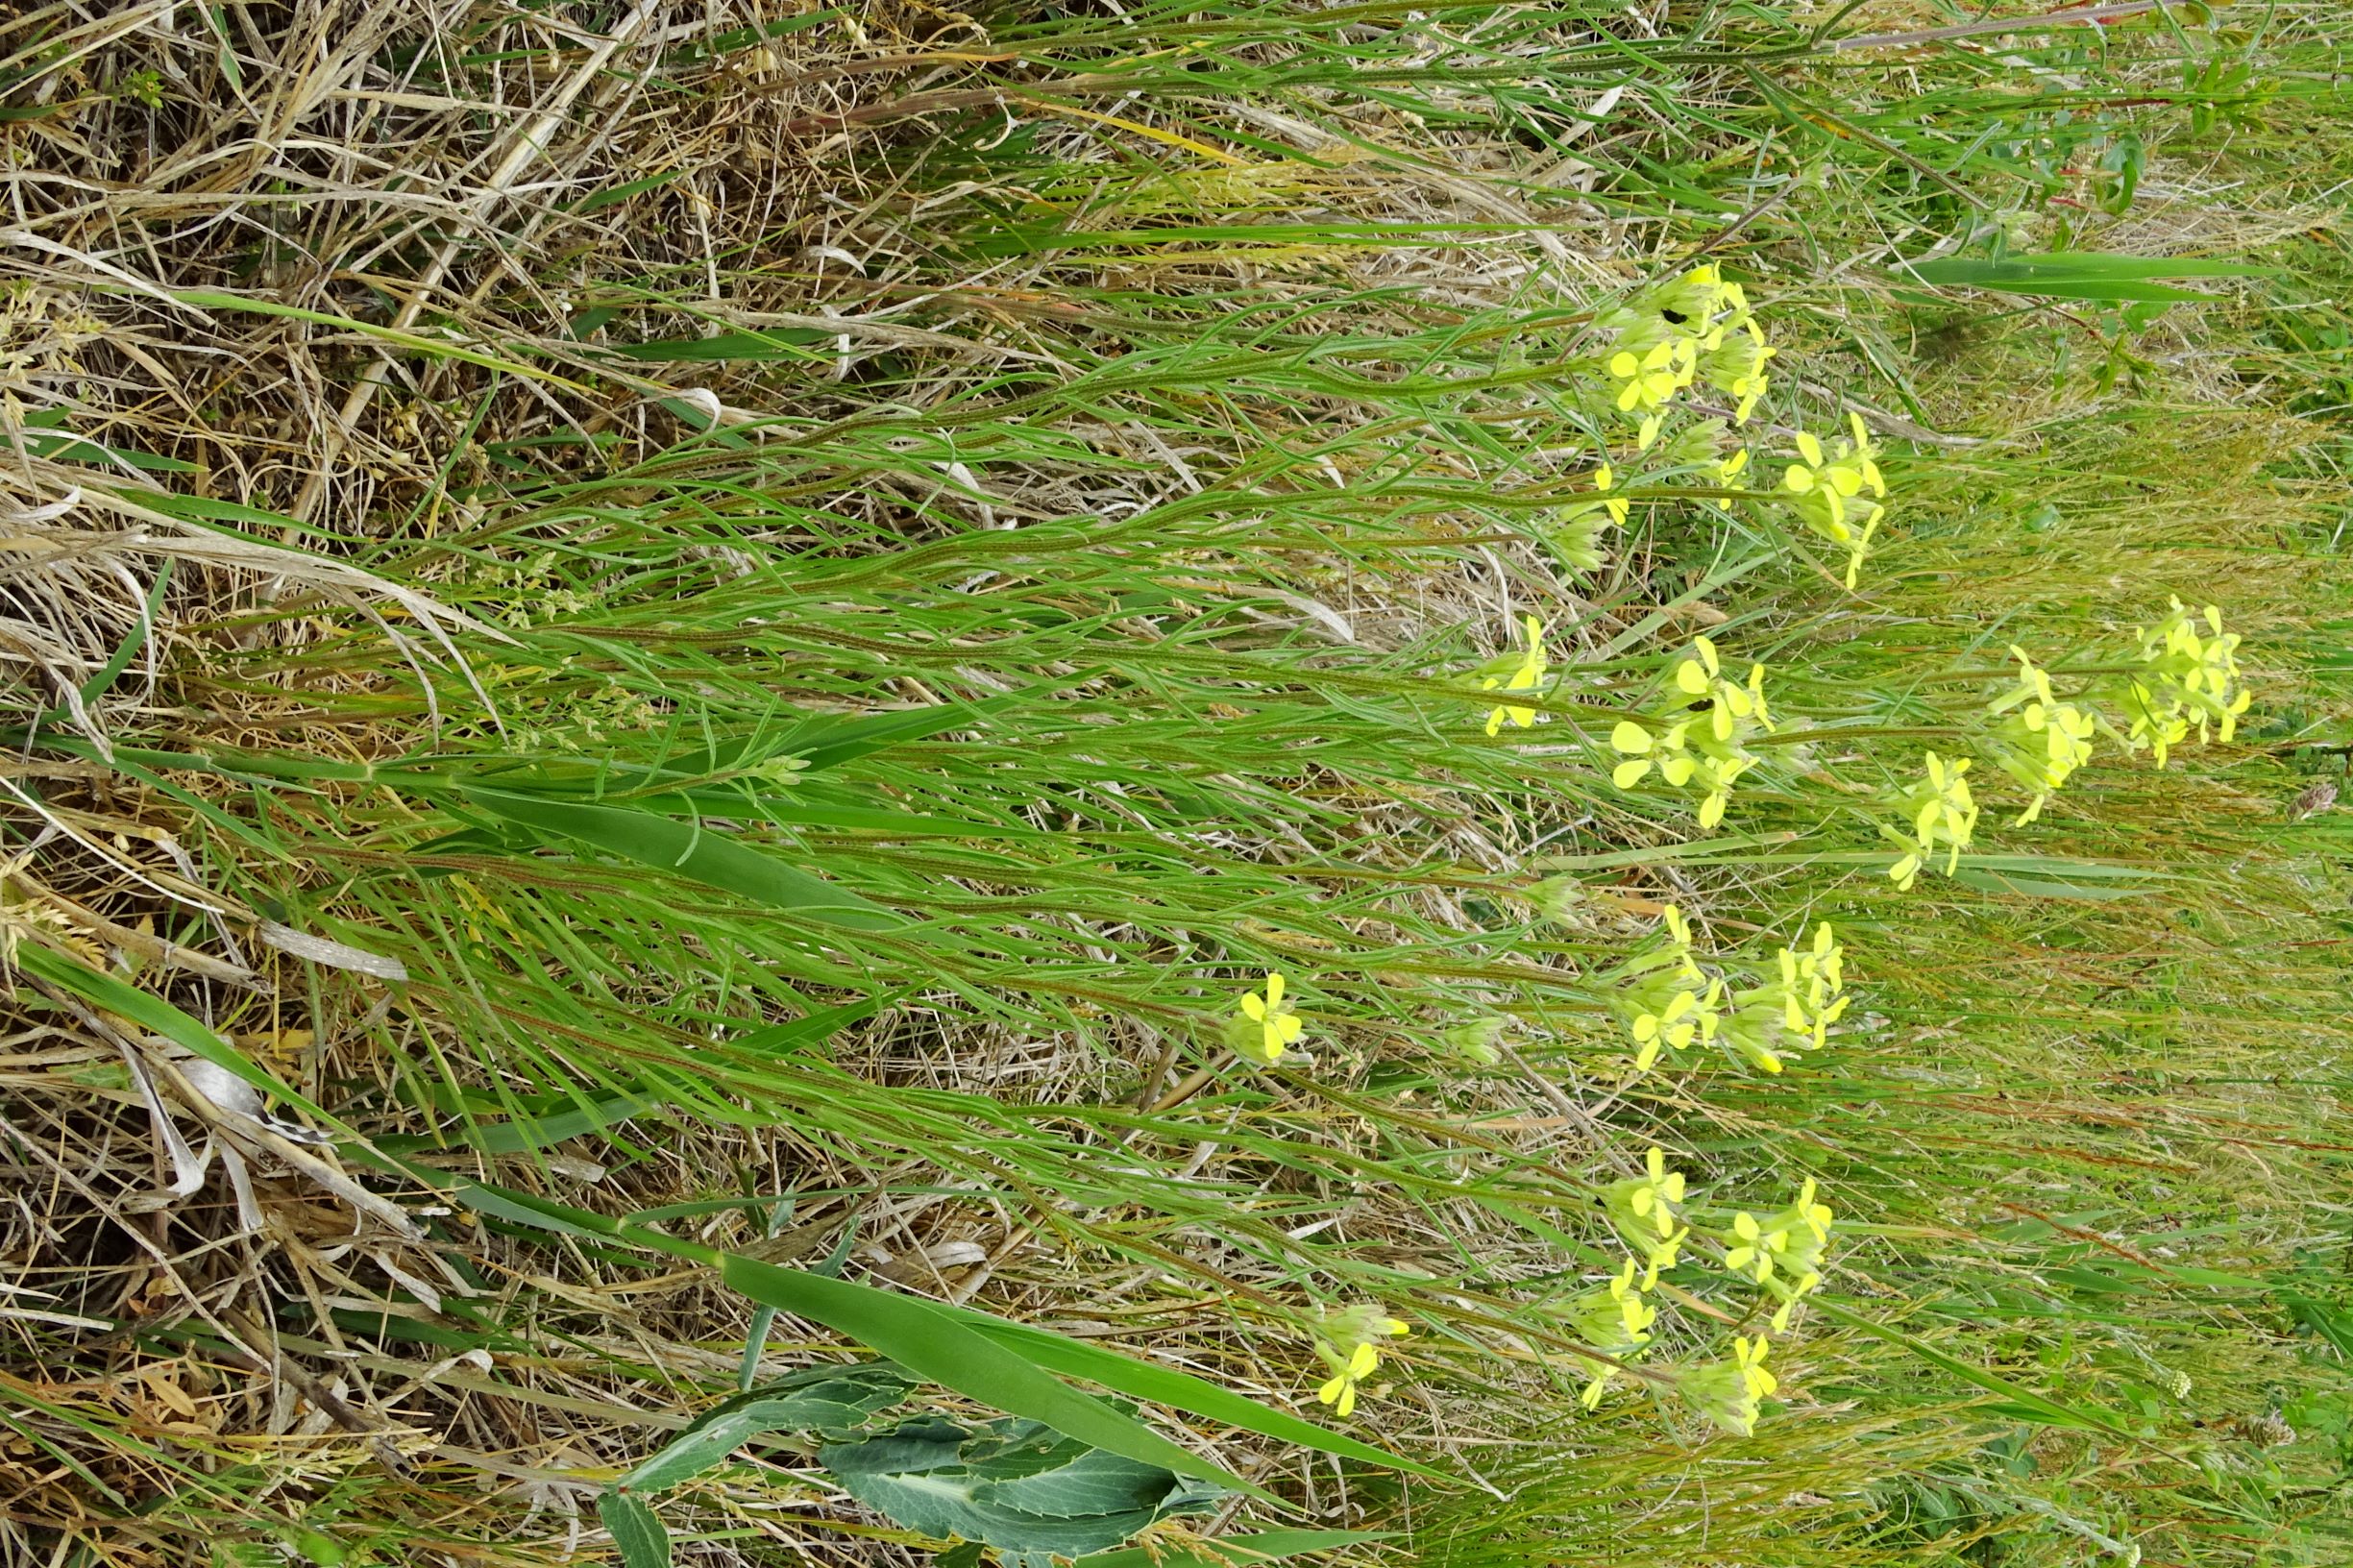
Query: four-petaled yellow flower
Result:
<box><xmin>1631</xmin><ymin>1145</ymin><xmax>1686</xmax><ymax>1231</ymax></box>
<box><xmin>1610</xmin><ymin>720</ymin><xmax>1697</xmax><ymax>790</ymax></box>
<box><xmin>1236</xmin><ymin>972</ymin><xmax>1304</xmax><ymax>1064</ymax></box>
<box><xmin>1484</xmin><ymin>615</ymin><xmax>1550</xmax><ymax>736</ymax></box>
<box><xmin>1609</xmin><ymin>338</ymin><xmax>1697</xmax><ymax>450</ymax></box>
<box><xmin>1604</xmin><ymin>1144</ymin><xmax>1694</xmax><ymax>1283</ymax></box>
<box><xmin>1314</xmin><ymin>1339</ymin><xmax>1380</xmax><ymax>1417</ymax></box>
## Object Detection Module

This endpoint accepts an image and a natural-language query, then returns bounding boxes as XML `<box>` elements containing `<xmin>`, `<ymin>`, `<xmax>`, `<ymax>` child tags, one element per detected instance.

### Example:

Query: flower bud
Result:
<box><xmin>1439</xmin><ymin>1015</ymin><xmax>1507</xmax><ymax>1066</ymax></box>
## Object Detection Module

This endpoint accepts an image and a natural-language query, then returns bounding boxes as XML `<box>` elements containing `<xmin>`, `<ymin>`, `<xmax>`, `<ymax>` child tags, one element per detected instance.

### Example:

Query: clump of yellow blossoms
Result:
<box><xmin>1562</xmin><ymin>1258</ymin><xmax>1659</xmax><ymax>1409</ymax></box>
<box><xmin>1721</xmin><ymin>921</ymin><xmax>1848</xmax><ymax>1075</ymax></box>
<box><xmin>1886</xmin><ymin>750</ymin><xmax>1979</xmax><ymax>891</ymax></box>
<box><xmin>1986</xmin><ymin>646</ymin><xmax>2097</xmax><ymax>823</ymax></box>
<box><xmin>1598</xmin><ymin>263</ymin><xmax>1775</xmax><ymax>452</ymax></box>
<box><xmin>1780</xmin><ymin>412</ymin><xmax>1888</xmax><ymax>588</ymax></box>
<box><xmin>1721</xmin><ymin>1177</ymin><xmax>1835</xmax><ymax>1331</ymax></box>
<box><xmin>1610</xmin><ymin>637</ymin><xmax>1775</xmax><ymax>828</ymax></box>
<box><xmin>1612</xmin><ymin>906</ymin><xmax>1726</xmax><ymax>1074</ymax></box>
<box><xmin>1679</xmin><ymin>1335</ymin><xmax>1777</xmax><ymax>1436</ymax></box>
<box><xmin>2108</xmin><ymin>598</ymin><xmax>2251</xmax><ymax>767</ymax></box>
<box><xmin>1611</xmin><ymin>908</ymin><xmax>1853</xmax><ymax>1078</ymax></box>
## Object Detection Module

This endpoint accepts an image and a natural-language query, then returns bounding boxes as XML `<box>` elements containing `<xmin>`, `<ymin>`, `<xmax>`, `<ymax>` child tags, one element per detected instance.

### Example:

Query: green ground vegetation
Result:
<box><xmin>0</xmin><ymin>2</ymin><xmax>2348</xmax><ymax>1565</ymax></box>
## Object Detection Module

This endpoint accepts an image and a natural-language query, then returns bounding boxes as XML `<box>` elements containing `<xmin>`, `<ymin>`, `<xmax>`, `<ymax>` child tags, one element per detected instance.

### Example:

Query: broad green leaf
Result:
<box><xmin>2284</xmin><ymin>1294</ymin><xmax>2353</xmax><ymax>1360</ymax></box>
<box><xmin>1949</xmin><ymin>871</ymin><xmax>2154</xmax><ymax>899</ymax></box>
<box><xmin>374</xmin><ymin>1091</ymin><xmax>666</xmax><ymax>1157</ymax></box>
<box><xmin>598</xmin><ymin>1490</ymin><xmax>670</xmax><ymax>1568</ymax></box>
<box><xmin>457</xmin><ymin>788</ymin><xmax>902</xmax><ymax>931</ymax></box>
<box><xmin>780</xmin><ymin>703</ymin><xmax>993</xmax><ymax>772</ymax></box>
<box><xmin>1919</xmin><ymin>251</ymin><xmax>2275</xmax><ymax>281</ymax></box>
<box><xmin>716</xmin><ymin>1253</ymin><xmax>1254</xmax><ymax>1496</ymax></box>
<box><xmin>568</xmin><ymin>170</ymin><xmax>686</xmax><ymax>213</ymax></box>
<box><xmin>406</xmin><ymin>1174</ymin><xmax>1264</xmax><ymax>1498</ymax></box>
<box><xmin>620</xmin><ymin>1363</ymin><xmax>919</xmax><ymax>1492</ymax></box>
<box><xmin>820</xmin><ymin>1415</ymin><xmax>1226</xmax><ymax>1568</ymax></box>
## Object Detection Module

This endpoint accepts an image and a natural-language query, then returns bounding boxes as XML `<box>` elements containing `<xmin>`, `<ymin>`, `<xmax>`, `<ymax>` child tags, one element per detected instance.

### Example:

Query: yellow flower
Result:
<box><xmin>1724</xmin><ymin>1211</ymin><xmax>1777</xmax><ymax>1282</ymax></box>
<box><xmin>1609</xmin><ymin>719</ymin><xmax>1698</xmax><ymax>789</ymax></box>
<box><xmin>1782</xmin><ymin>430</ymin><xmax>1853</xmax><ymax>530</ymax></box>
<box><xmin>1483</xmin><ymin>614</ymin><xmax>1549</xmax><ymax>736</ymax></box>
<box><xmin>1314</xmin><ymin>1338</ymin><xmax>1380</xmax><ymax>1418</ymax></box>
<box><xmin>1714</xmin><ymin>447</ymin><xmax>1750</xmax><ymax>510</ymax></box>
<box><xmin>1603</xmin><ymin>1145</ymin><xmax>1691</xmax><ymax>1276</ymax></box>
<box><xmin>1827</xmin><ymin>411</ymin><xmax>1887</xmax><ymax>501</ymax></box>
<box><xmin>1734</xmin><ymin>1334</ymin><xmax>1777</xmax><ymax>1400</ymax></box>
<box><xmin>1608</xmin><ymin>337</ymin><xmax>1696</xmax><ymax>450</ymax></box>
<box><xmin>1236</xmin><ymin>972</ymin><xmax>1304</xmax><ymax>1064</ymax></box>
<box><xmin>1769</xmin><ymin>1266</ymin><xmax>1823</xmax><ymax>1334</ymax></box>
<box><xmin>1636</xmin><ymin>1222</ymin><xmax>1688</xmax><ymax>1288</ymax></box>
<box><xmin>1780</xmin><ymin>417</ymin><xmax>1889</xmax><ymax>587</ymax></box>
<box><xmin>1889</xmin><ymin>751</ymin><xmax>1977</xmax><ymax>889</ymax></box>
<box><xmin>1593</xmin><ymin>461</ymin><xmax>1630</xmax><ymax>526</ymax></box>
<box><xmin>1632</xmin><ymin>1145</ymin><xmax>1687</xmax><ymax>1231</ymax></box>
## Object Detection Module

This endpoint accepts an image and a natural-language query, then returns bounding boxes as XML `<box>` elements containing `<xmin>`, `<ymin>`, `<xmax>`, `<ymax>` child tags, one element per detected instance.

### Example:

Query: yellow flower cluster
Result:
<box><xmin>1723</xmin><ymin>1177</ymin><xmax>1835</xmax><ymax>1332</ymax></box>
<box><xmin>1722</xmin><ymin>921</ymin><xmax>1848</xmax><ymax>1074</ymax></box>
<box><xmin>1614</xmin><ymin>905</ymin><xmax>1726</xmax><ymax>1072</ymax></box>
<box><xmin>1986</xmin><ymin>647</ymin><xmax>2097</xmax><ymax>823</ymax></box>
<box><xmin>1678</xmin><ymin>1335</ymin><xmax>1778</xmax><ymax>1436</ymax></box>
<box><xmin>1483</xmin><ymin>614</ymin><xmax>1550</xmax><ymax>736</ymax></box>
<box><xmin>1780</xmin><ymin>412</ymin><xmax>1889</xmax><ymax>588</ymax></box>
<box><xmin>2115</xmin><ymin>598</ymin><xmax>2252</xmax><ymax>767</ymax></box>
<box><xmin>1610</xmin><ymin>637</ymin><xmax>1774</xmax><ymax>828</ymax></box>
<box><xmin>1565</xmin><ymin>1257</ymin><xmax>1661</xmax><ymax>1409</ymax></box>
<box><xmin>1579</xmin><ymin>1147</ymin><xmax>1686</xmax><ymax>1409</ymax></box>
<box><xmin>1887</xmin><ymin>751</ymin><xmax>1979</xmax><ymax>891</ymax></box>
<box><xmin>1602</xmin><ymin>263</ymin><xmax>1771</xmax><ymax>452</ymax></box>
<box><xmin>1615</xmin><ymin>907</ymin><xmax>1854</xmax><ymax>1078</ymax></box>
